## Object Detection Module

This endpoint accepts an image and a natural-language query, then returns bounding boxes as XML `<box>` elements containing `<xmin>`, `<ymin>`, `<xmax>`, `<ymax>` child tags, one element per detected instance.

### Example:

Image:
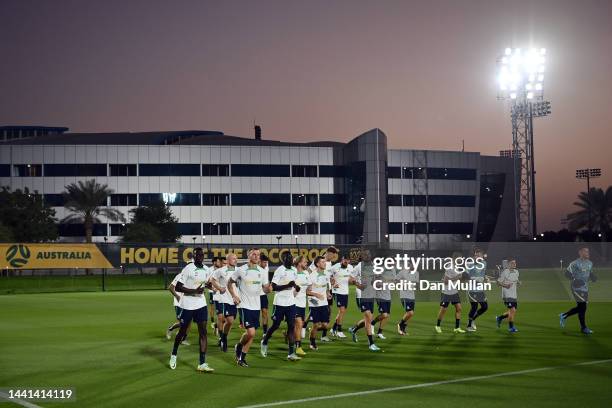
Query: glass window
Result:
<box><xmin>320</xmin><ymin>222</ymin><xmax>346</xmax><ymax>234</ymax></box>
<box><xmin>388</xmin><ymin>223</ymin><xmax>403</xmax><ymax>234</ymax></box>
<box><xmin>428</xmin><ymin>167</ymin><xmax>477</xmax><ymax>180</ymax></box>
<box><xmin>138</xmin><ymin>164</ymin><xmax>200</xmax><ymax>177</ymax></box>
<box><xmin>428</xmin><ymin>222</ymin><xmax>473</xmax><ymax>234</ymax></box>
<box><xmin>428</xmin><ymin>195</ymin><xmax>476</xmax><ymax>207</ymax></box>
<box><xmin>44</xmin><ymin>164</ymin><xmax>107</xmax><ymax>177</ymax></box>
<box><xmin>403</xmin><ymin>195</ymin><xmax>427</xmax><ymax>206</ymax></box>
<box><xmin>203</xmin><ymin>223</ymin><xmax>230</xmax><ymax>235</ymax></box>
<box><xmin>109</xmin><ymin>164</ymin><xmax>137</xmax><ymax>176</ymax></box>
<box><xmin>387</xmin><ymin>167</ymin><xmax>401</xmax><ymax>179</ymax></box>
<box><xmin>139</xmin><ymin>193</ymin><xmax>200</xmax><ymax>206</ymax></box>
<box><xmin>387</xmin><ymin>194</ymin><xmax>402</xmax><ymax>206</ymax></box>
<box><xmin>291</xmin><ymin>165</ymin><xmax>317</xmax><ymax>177</ymax></box>
<box><xmin>110</xmin><ymin>194</ymin><xmax>137</xmax><ymax>206</ymax></box>
<box><xmin>202</xmin><ymin>164</ymin><xmax>230</xmax><ymax>176</ymax></box>
<box><xmin>232</xmin><ymin>223</ymin><xmax>291</xmax><ymax>235</ymax></box>
<box><xmin>291</xmin><ymin>194</ymin><xmax>318</xmax><ymax>206</ymax></box>
<box><xmin>110</xmin><ymin>223</ymin><xmax>127</xmax><ymax>236</ymax></box>
<box><xmin>13</xmin><ymin>164</ymin><xmax>42</xmax><ymax>177</ymax></box>
<box><xmin>403</xmin><ymin>223</ymin><xmax>427</xmax><ymax>234</ymax></box>
<box><xmin>402</xmin><ymin>167</ymin><xmax>426</xmax><ymax>179</ymax></box>
<box><xmin>292</xmin><ymin>222</ymin><xmax>319</xmax><ymax>235</ymax></box>
<box><xmin>44</xmin><ymin>194</ymin><xmax>65</xmax><ymax>207</ymax></box>
<box><xmin>319</xmin><ymin>194</ymin><xmax>347</xmax><ymax>206</ymax></box>
<box><xmin>202</xmin><ymin>194</ymin><xmax>230</xmax><ymax>206</ymax></box>
<box><xmin>0</xmin><ymin>164</ymin><xmax>9</xmax><ymax>177</ymax></box>
<box><xmin>231</xmin><ymin>164</ymin><xmax>290</xmax><ymax>177</ymax></box>
<box><xmin>177</xmin><ymin>223</ymin><xmax>201</xmax><ymax>235</ymax></box>
<box><xmin>319</xmin><ymin>165</ymin><xmax>346</xmax><ymax>178</ymax></box>
<box><xmin>231</xmin><ymin>193</ymin><xmax>290</xmax><ymax>206</ymax></box>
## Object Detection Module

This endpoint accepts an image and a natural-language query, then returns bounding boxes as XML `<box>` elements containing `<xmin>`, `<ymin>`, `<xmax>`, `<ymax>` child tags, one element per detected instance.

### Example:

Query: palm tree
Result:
<box><xmin>566</xmin><ymin>186</ymin><xmax>612</xmax><ymax>241</ymax></box>
<box><xmin>62</xmin><ymin>180</ymin><xmax>125</xmax><ymax>242</ymax></box>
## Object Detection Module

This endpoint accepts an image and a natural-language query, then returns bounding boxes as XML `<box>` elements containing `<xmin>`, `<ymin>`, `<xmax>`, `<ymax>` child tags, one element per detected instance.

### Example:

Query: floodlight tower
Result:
<box><xmin>497</xmin><ymin>47</ymin><xmax>551</xmax><ymax>240</ymax></box>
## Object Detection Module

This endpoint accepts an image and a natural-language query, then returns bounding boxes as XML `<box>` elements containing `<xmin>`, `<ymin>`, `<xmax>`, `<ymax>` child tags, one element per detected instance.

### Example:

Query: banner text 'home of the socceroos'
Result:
<box><xmin>1</xmin><ymin>243</ymin><xmax>113</xmax><ymax>269</ymax></box>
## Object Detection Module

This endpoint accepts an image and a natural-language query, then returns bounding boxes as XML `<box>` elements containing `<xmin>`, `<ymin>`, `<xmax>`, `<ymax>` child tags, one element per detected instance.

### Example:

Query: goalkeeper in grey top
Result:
<box><xmin>559</xmin><ymin>247</ymin><xmax>597</xmax><ymax>335</ymax></box>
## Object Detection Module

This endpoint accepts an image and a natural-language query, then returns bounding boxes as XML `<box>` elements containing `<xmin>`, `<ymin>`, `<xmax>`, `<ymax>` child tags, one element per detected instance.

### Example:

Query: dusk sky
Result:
<box><xmin>1</xmin><ymin>0</ymin><xmax>611</xmax><ymax>231</ymax></box>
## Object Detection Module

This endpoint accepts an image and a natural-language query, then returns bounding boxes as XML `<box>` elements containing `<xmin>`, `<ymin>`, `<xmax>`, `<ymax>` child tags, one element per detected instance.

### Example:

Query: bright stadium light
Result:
<box><xmin>497</xmin><ymin>46</ymin><xmax>546</xmax><ymax>101</ymax></box>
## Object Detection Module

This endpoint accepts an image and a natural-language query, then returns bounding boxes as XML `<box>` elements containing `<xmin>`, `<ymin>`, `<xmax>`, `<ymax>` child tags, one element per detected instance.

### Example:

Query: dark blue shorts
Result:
<box><xmin>260</xmin><ymin>294</ymin><xmax>269</xmax><ymax>309</ymax></box>
<box><xmin>440</xmin><ymin>293</ymin><xmax>461</xmax><ymax>307</ymax></box>
<box><xmin>174</xmin><ymin>306</ymin><xmax>183</xmax><ymax>319</ymax></box>
<box><xmin>328</xmin><ymin>293</ymin><xmax>334</xmax><ymax>306</ymax></box>
<box><xmin>295</xmin><ymin>306</ymin><xmax>306</xmax><ymax>320</ymax></box>
<box><xmin>401</xmin><ymin>299</ymin><xmax>415</xmax><ymax>312</ymax></box>
<box><xmin>239</xmin><ymin>308</ymin><xmax>260</xmax><ymax>329</ymax></box>
<box><xmin>179</xmin><ymin>306</ymin><xmax>207</xmax><ymax>325</ymax></box>
<box><xmin>222</xmin><ymin>303</ymin><xmax>237</xmax><ymax>318</ymax></box>
<box><xmin>215</xmin><ymin>301</ymin><xmax>224</xmax><ymax>315</ymax></box>
<box><xmin>356</xmin><ymin>298</ymin><xmax>362</xmax><ymax>309</ymax></box>
<box><xmin>468</xmin><ymin>291</ymin><xmax>487</xmax><ymax>303</ymax></box>
<box><xmin>272</xmin><ymin>305</ymin><xmax>296</xmax><ymax>328</ymax></box>
<box><xmin>504</xmin><ymin>298</ymin><xmax>518</xmax><ymax>309</ymax></box>
<box><xmin>335</xmin><ymin>294</ymin><xmax>349</xmax><ymax>308</ymax></box>
<box><xmin>359</xmin><ymin>300</ymin><xmax>374</xmax><ymax>313</ymax></box>
<box><xmin>377</xmin><ymin>300</ymin><xmax>391</xmax><ymax>314</ymax></box>
<box><xmin>310</xmin><ymin>306</ymin><xmax>330</xmax><ymax>323</ymax></box>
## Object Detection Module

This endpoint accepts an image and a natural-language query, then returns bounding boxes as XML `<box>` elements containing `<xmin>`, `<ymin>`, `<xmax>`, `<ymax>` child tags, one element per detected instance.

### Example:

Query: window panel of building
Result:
<box><xmin>202</xmin><ymin>164</ymin><xmax>230</xmax><ymax>177</ymax></box>
<box><xmin>428</xmin><ymin>167</ymin><xmax>476</xmax><ymax>180</ymax></box>
<box><xmin>387</xmin><ymin>166</ymin><xmax>401</xmax><ymax>179</ymax></box>
<box><xmin>231</xmin><ymin>164</ymin><xmax>290</xmax><ymax>177</ymax></box>
<box><xmin>110</xmin><ymin>194</ymin><xmax>137</xmax><ymax>206</ymax></box>
<box><xmin>110</xmin><ymin>223</ymin><xmax>128</xmax><ymax>236</ymax></box>
<box><xmin>428</xmin><ymin>222</ymin><xmax>473</xmax><ymax>234</ymax></box>
<box><xmin>388</xmin><ymin>223</ymin><xmax>403</xmax><ymax>234</ymax></box>
<box><xmin>44</xmin><ymin>164</ymin><xmax>107</xmax><ymax>177</ymax></box>
<box><xmin>44</xmin><ymin>194</ymin><xmax>66</xmax><ymax>207</ymax></box>
<box><xmin>231</xmin><ymin>193</ymin><xmax>290</xmax><ymax>206</ymax></box>
<box><xmin>291</xmin><ymin>165</ymin><xmax>317</xmax><ymax>177</ymax></box>
<box><xmin>291</xmin><ymin>194</ymin><xmax>318</xmax><ymax>206</ymax></box>
<box><xmin>13</xmin><ymin>164</ymin><xmax>42</xmax><ymax>177</ymax></box>
<box><xmin>319</xmin><ymin>194</ymin><xmax>347</xmax><ymax>206</ymax></box>
<box><xmin>232</xmin><ymin>222</ymin><xmax>291</xmax><ymax>235</ymax></box>
<box><xmin>109</xmin><ymin>164</ymin><xmax>137</xmax><ymax>176</ymax></box>
<box><xmin>0</xmin><ymin>164</ymin><xmax>10</xmax><ymax>177</ymax></box>
<box><xmin>387</xmin><ymin>194</ymin><xmax>402</xmax><ymax>206</ymax></box>
<box><xmin>403</xmin><ymin>195</ymin><xmax>427</xmax><ymax>206</ymax></box>
<box><xmin>139</xmin><ymin>193</ymin><xmax>201</xmax><ymax>206</ymax></box>
<box><xmin>138</xmin><ymin>164</ymin><xmax>200</xmax><ymax>177</ymax></box>
<box><xmin>320</xmin><ymin>222</ymin><xmax>346</xmax><ymax>234</ymax></box>
<box><xmin>203</xmin><ymin>223</ymin><xmax>230</xmax><ymax>235</ymax></box>
<box><xmin>202</xmin><ymin>193</ymin><xmax>230</xmax><ymax>206</ymax></box>
<box><xmin>428</xmin><ymin>195</ymin><xmax>476</xmax><ymax>207</ymax></box>
<box><xmin>292</xmin><ymin>222</ymin><xmax>319</xmax><ymax>235</ymax></box>
<box><xmin>403</xmin><ymin>222</ymin><xmax>427</xmax><ymax>234</ymax></box>
<box><xmin>177</xmin><ymin>223</ymin><xmax>201</xmax><ymax>235</ymax></box>
<box><xmin>318</xmin><ymin>165</ymin><xmax>345</xmax><ymax>178</ymax></box>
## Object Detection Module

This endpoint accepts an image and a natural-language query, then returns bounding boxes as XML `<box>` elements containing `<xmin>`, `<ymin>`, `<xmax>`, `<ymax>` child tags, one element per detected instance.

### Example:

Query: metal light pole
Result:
<box><xmin>576</xmin><ymin>168</ymin><xmax>602</xmax><ymax>233</ymax></box>
<box><xmin>497</xmin><ymin>47</ymin><xmax>551</xmax><ymax>239</ymax></box>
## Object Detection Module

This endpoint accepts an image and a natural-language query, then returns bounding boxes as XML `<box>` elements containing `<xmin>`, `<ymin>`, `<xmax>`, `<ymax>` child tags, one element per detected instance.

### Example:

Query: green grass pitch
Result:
<box><xmin>1</xmin><ymin>289</ymin><xmax>611</xmax><ymax>407</ymax></box>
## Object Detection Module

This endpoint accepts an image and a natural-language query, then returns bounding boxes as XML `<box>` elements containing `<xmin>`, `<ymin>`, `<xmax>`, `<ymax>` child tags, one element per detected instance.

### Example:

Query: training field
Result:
<box><xmin>1</xmin><ymin>288</ymin><xmax>611</xmax><ymax>408</ymax></box>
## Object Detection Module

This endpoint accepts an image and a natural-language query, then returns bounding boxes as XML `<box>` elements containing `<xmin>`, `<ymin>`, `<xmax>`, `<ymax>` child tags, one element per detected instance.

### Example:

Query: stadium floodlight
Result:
<box><xmin>497</xmin><ymin>47</ymin><xmax>546</xmax><ymax>101</ymax></box>
<box><xmin>576</xmin><ymin>168</ymin><xmax>602</xmax><ymax>233</ymax></box>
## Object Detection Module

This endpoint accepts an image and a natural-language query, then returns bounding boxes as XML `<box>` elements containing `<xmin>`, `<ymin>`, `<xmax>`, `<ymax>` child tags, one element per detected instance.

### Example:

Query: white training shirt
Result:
<box><xmin>177</xmin><ymin>263</ymin><xmax>212</xmax><ymax>310</ymax></box>
<box><xmin>271</xmin><ymin>265</ymin><xmax>298</xmax><ymax>306</ymax></box>
<box><xmin>329</xmin><ymin>263</ymin><xmax>353</xmax><ymax>295</ymax></box>
<box><xmin>260</xmin><ymin>264</ymin><xmax>269</xmax><ymax>296</ymax></box>
<box><xmin>375</xmin><ymin>268</ymin><xmax>393</xmax><ymax>301</ymax></box>
<box><xmin>357</xmin><ymin>263</ymin><xmax>377</xmax><ymax>300</ymax></box>
<box><xmin>498</xmin><ymin>268</ymin><xmax>520</xmax><ymax>299</ymax></box>
<box><xmin>171</xmin><ymin>272</ymin><xmax>183</xmax><ymax>307</ymax></box>
<box><xmin>308</xmin><ymin>269</ymin><xmax>330</xmax><ymax>307</ymax></box>
<box><xmin>231</xmin><ymin>264</ymin><xmax>267</xmax><ymax>311</ymax></box>
<box><xmin>352</xmin><ymin>262</ymin><xmax>362</xmax><ymax>299</ymax></box>
<box><xmin>294</xmin><ymin>269</ymin><xmax>313</xmax><ymax>308</ymax></box>
<box><xmin>442</xmin><ymin>268</ymin><xmax>462</xmax><ymax>295</ymax></box>
<box><xmin>213</xmin><ymin>265</ymin><xmax>236</xmax><ymax>304</ymax></box>
<box><xmin>397</xmin><ymin>269</ymin><xmax>419</xmax><ymax>300</ymax></box>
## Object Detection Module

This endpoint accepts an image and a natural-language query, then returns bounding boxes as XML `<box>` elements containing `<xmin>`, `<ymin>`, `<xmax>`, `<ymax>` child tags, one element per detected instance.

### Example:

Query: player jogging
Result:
<box><xmin>228</xmin><ymin>248</ymin><xmax>270</xmax><ymax>367</ymax></box>
<box><xmin>559</xmin><ymin>247</ymin><xmax>597</xmax><ymax>334</ymax></box>
<box><xmin>495</xmin><ymin>257</ymin><xmax>520</xmax><ymax>333</ymax></box>
<box><xmin>305</xmin><ymin>246</ymin><xmax>338</xmax><ymax>340</ymax></box>
<box><xmin>210</xmin><ymin>253</ymin><xmax>238</xmax><ymax>352</ymax></box>
<box><xmin>329</xmin><ymin>254</ymin><xmax>355</xmax><ymax>338</ymax></box>
<box><xmin>307</xmin><ymin>256</ymin><xmax>332</xmax><ymax>350</ymax></box>
<box><xmin>293</xmin><ymin>255</ymin><xmax>313</xmax><ymax>356</ymax></box>
<box><xmin>374</xmin><ymin>267</ymin><xmax>393</xmax><ymax>339</ymax></box>
<box><xmin>261</xmin><ymin>252</ymin><xmax>301</xmax><ymax>361</ymax></box>
<box><xmin>166</xmin><ymin>269</ymin><xmax>191</xmax><ymax>344</ymax></box>
<box><xmin>169</xmin><ymin>247</ymin><xmax>224</xmax><ymax>372</ymax></box>
<box><xmin>435</xmin><ymin>253</ymin><xmax>466</xmax><ymax>334</ymax></box>
<box><xmin>396</xmin><ymin>260</ymin><xmax>419</xmax><ymax>335</ymax></box>
<box><xmin>466</xmin><ymin>248</ymin><xmax>489</xmax><ymax>332</ymax></box>
<box><xmin>348</xmin><ymin>252</ymin><xmax>381</xmax><ymax>351</ymax></box>
<box><xmin>259</xmin><ymin>254</ymin><xmax>270</xmax><ymax>335</ymax></box>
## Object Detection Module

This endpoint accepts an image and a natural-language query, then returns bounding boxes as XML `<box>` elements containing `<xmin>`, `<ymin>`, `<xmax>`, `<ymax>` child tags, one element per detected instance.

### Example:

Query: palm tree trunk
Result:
<box><xmin>85</xmin><ymin>215</ymin><xmax>93</xmax><ymax>243</ymax></box>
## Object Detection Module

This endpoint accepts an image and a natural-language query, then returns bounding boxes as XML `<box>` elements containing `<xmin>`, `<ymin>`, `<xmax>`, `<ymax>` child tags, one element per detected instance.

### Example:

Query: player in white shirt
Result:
<box><xmin>307</xmin><ymin>256</ymin><xmax>332</xmax><ymax>350</ymax></box>
<box><xmin>329</xmin><ymin>254</ymin><xmax>356</xmax><ymax>338</ymax></box>
<box><xmin>495</xmin><ymin>258</ymin><xmax>520</xmax><ymax>333</ymax></box>
<box><xmin>169</xmin><ymin>248</ymin><xmax>225</xmax><ymax>373</ymax></box>
<box><xmin>228</xmin><ymin>248</ymin><xmax>271</xmax><ymax>367</ymax></box>
<box><xmin>166</xmin><ymin>269</ymin><xmax>190</xmax><ymax>343</ymax></box>
<box><xmin>209</xmin><ymin>256</ymin><xmax>226</xmax><ymax>337</ymax></box>
<box><xmin>348</xmin><ymin>251</ymin><xmax>381</xmax><ymax>351</ymax></box>
<box><xmin>259</xmin><ymin>254</ymin><xmax>271</xmax><ymax>335</ymax></box>
<box><xmin>435</xmin><ymin>253</ymin><xmax>466</xmax><ymax>334</ymax></box>
<box><xmin>292</xmin><ymin>255</ymin><xmax>313</xmax><ymax>356</ymax></box>
<box><xmin>305</xmin><ymin>246</ymin><xmax>338</xmax><ymax>340</ymax></box>
<box><xmin>210</xmin><ymin>253</ymin><xmax>239</xmax><ymax>353</ymax></box>
<box><xmin>396</xmin><ymin>261</ymin><xmax>419</xmax><ymax>336</ymax></box>
<box><xmin>374</xmin><ymin>268</ymin><xmax>393</xmax><ymax>339</ymax></box>
<box><xmin>260</xmin><ymin>252</ymin><xmax>302</xmax><ymax>361</ymax></box>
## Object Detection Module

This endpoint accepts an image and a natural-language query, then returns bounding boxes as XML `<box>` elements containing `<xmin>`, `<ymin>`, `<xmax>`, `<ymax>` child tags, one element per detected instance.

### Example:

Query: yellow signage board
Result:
<box><xmin>1</xmin><ymin>244</ymin><xmax>113</xmax><ymax>269</ymax></box>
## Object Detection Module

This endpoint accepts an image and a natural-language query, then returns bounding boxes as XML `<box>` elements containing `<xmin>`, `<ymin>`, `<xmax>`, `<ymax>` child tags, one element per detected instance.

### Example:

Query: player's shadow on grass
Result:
<box><xmin>139</xmin><ymin>345</ymin><xmax>170</xmax><ymax>367</ymax></box>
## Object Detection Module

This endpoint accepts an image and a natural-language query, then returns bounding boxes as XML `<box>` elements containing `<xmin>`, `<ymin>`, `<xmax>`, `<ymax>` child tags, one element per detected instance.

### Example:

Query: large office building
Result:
<box><xmin>1</xmin><ymin>125</ymin><xmax>517</xmax><ymax>248</ymax></box>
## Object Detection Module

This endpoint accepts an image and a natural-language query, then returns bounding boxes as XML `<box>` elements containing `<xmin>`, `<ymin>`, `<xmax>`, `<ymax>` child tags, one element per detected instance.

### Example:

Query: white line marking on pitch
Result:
<box><xmin>236</xmin><ymin>358</ymin><xmax>612</xmax><ymax>408</ymax></box>
<box><xmin>0</xmin><ymin>392</ymin><xmax>44</xmax><ymax>408</ymax></box>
